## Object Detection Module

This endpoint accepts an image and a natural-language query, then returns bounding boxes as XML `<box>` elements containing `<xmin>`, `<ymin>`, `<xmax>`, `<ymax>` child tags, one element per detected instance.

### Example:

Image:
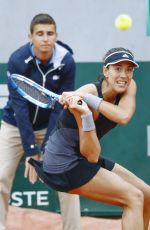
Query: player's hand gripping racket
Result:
<box><xmin>9</xmin><ymin>74</ymin><xmax>82</xmax><ymax>109</ymax></box>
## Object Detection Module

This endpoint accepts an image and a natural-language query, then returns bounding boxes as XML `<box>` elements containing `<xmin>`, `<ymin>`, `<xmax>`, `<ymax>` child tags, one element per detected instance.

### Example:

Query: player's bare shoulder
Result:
<box><xmin>130</xmin><ymin>78</ymin><xmax>137</xmax><ymax>89</ymax></box>
<box><xmin>127</xmin><ymin>78</ymin><xmax>137</xmax><ymax>95</ymax></box>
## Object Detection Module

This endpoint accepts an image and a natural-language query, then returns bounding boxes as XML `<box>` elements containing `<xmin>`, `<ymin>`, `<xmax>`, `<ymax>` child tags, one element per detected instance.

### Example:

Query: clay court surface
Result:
<box><xmin>6</xmin><ymin>206</ymin><xmax>122</xmax><ymax>230</ymax></box>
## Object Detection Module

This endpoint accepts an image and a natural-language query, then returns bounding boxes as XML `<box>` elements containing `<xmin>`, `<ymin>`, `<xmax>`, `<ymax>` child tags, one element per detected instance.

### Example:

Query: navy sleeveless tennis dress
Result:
<box><xmin>29</xmin><ymin>79</ymin><xmax>120</xmax><ymax>192</ymax></box>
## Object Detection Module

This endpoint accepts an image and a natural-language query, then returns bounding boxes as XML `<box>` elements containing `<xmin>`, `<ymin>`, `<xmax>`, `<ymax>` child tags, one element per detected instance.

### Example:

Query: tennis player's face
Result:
<box><xmin>104</xmin><ymin>61</ymin><xmax>134</xmax><ymax>93</ymax></box>
<box><xmin>29</xmin><ymin>24</ymin><xmax>57</xmax><ymax>60</ymax></box>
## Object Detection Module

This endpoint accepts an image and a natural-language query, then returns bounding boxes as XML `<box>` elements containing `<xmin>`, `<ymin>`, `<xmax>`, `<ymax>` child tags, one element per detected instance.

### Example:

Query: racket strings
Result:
<box><xmin>15</xmin><ymin>79</ymin><xmax>54</xmax><ymax>105</ymax></box>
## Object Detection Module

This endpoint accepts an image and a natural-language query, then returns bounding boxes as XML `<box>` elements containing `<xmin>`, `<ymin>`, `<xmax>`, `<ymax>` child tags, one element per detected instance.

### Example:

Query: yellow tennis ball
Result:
<box><xmin>115</xmin><ymin>14</ymin><xmax>132</xmax><ymax>30</ymax></box>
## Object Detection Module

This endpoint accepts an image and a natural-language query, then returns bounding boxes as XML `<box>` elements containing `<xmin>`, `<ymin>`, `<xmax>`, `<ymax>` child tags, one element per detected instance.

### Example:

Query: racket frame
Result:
<box><xmin>10</xmin><ymin>74</ymin><xmax>60</xmax><ymax>108</ymax></box>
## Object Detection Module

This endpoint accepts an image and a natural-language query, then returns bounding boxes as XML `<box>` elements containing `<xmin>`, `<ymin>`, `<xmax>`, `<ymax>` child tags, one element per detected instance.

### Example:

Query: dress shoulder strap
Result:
<box><xmin>93</xmin><ymin>78</ymin><xmax>103</xmax><ymax>98</ymax></box>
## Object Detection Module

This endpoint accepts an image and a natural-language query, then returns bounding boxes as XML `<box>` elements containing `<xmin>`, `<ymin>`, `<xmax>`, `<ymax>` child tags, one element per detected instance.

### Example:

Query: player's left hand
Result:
<box><xmin>59</xmin><ymin>91</ymin><xmax>75</xmax><ymax>109</ymax></box>
<box><xmin>67</xmin><ymin>95</ymin><xmax>90</xmax><ymax>114</ymax></box>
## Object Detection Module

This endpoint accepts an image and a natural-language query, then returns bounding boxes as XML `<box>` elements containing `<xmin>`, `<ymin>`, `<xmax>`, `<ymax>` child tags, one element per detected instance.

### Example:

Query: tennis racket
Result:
<box><xmin>9</xmin><ymin>74</ymin><xmax>82</xmax><ymax>109</ymax></box>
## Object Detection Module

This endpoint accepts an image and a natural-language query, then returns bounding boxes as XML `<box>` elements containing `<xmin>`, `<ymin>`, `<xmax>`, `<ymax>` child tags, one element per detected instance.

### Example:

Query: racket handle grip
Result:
<box><xmin>77</xmin><ymin>100</ymin><xmax>83</xmax><ymax>105</ymax></box>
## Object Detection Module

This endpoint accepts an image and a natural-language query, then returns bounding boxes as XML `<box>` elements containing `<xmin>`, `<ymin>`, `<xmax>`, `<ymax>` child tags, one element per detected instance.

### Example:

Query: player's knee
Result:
<box><xmin>126</xmin><ymin>188</ymin><xmax>144</xmax><ymax>209</ymax></box>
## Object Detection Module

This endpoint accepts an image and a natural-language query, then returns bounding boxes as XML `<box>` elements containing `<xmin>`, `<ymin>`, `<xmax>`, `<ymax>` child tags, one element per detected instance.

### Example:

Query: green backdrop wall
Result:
<box><xmin>0</xmin><ymin>62</ymin><xmax>150</xmax><ymax>216</ymax></box>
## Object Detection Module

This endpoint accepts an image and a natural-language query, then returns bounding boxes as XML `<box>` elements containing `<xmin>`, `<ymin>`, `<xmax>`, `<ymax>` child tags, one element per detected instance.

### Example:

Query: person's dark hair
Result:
<box><xmin>103</xmin><ymin>47</ymin><xmax>134</xmax><ymax>63</ymax></box>
<box><xmin>30</xmin><ymin>13</ymin><xmax>56</xmax><ymax>33</ymax></box>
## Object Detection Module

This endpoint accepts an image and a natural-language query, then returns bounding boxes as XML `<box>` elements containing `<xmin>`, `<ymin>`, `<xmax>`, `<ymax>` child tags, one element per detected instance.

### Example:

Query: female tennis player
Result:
<box><xmin>29</xmin><ymin>47</ymin><xmax>150</xmax><ymax>230</ymax></box>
